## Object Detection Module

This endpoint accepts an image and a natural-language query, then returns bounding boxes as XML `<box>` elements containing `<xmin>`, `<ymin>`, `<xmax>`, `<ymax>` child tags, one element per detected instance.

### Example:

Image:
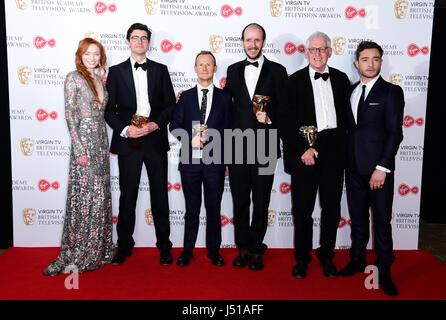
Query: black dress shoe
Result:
<box><xmin>160</xmin><ymin>249</ymin><xmax>173</xmax><ymax>266</ymax></box>
<box><xmin>112</xmin><ymin>248</ymin><xmax>132</xmax><ymax>265</ymax></box>
<box><xmin>249</xmin><ymin>254</ymin><xmax>264</xmax><ymax>271</ymax></box>
<box><xmin>208</xmin><ymin>251</ymin><xmax>225</xmax><ymax>266</ymax></box>
<box><xmin>292</xmin><ymin>261</ymin><xmax>308</xmax><ymax>279</ymax></box>
<box><xmin>176</xmin><ymin>251</ymin><xmax>193</xmax><ymax>267</ymax></box>
<box><xmin>232</xmin><ymin>249</ymin><xmax>250</xmax><ymax>268</ymax></box>
<box><xmin>338</xmin><ymin>261</ymin><xmax>366</xmax><ymax>276</ymax></box>
<box><xmin>320</xmin><ymin>260</ymin><xmax>338</xmax><ymax>278</ymax></box>
<box><xmin>380</xmin><ymin>274</ymin><xmax>398</xmax><ymax>296</ymax></box>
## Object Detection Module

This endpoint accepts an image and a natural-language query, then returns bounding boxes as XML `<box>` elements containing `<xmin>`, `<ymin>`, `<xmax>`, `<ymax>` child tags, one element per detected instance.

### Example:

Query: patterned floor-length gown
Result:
<box><xmin>44</xmin><ymin>71</ymin><xmax>114</xmax><ymax>274</ymax></box>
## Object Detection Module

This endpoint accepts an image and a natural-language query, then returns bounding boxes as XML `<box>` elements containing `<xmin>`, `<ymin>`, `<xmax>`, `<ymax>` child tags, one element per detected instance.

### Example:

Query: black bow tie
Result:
<box><xmin>314</xmin><ymin>72</ymin><xmax>329</xmax><ymax>81</ymax></box>
<box><xmin>245</xmin><ymin>60</ymin><xmax>259</xmax><ymax>68</ymax></box>
<box><xmin>134</xmin><ymin>61</ymin><xmax>147</xmax><ymax>71</ymax></box>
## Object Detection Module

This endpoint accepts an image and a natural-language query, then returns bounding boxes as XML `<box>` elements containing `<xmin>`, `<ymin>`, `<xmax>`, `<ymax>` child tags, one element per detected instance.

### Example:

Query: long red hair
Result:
<box><xmin>75</xmin><ymin>37</ymin><xmax>106</xmax><ymax>102</ymax></box>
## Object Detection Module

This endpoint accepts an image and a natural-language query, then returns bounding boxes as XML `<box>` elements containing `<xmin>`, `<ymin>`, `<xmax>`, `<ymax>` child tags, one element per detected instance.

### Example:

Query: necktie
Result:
<box><xmin>200</xmin><ymin>89</ymin><xmax>209</xmax><ymax>123</ymax></box>
<box><xmin>314</xmin><ymin>72</ymin><xmax>329</xmax><ymax>81</ymax></box>
<box><xmin>134</xmin><ymin>61</ymin><xmax>147</xmax><ymax>71</ymax></box>
<box><xmin>244</xmin><ymin>60</ymin><xmax>259</xmax><ymax>68</ymax></box>
<box><xmin>357</xmin><ymin>84</ymin><xmax>367</xmax><ymax>121</ymax></box>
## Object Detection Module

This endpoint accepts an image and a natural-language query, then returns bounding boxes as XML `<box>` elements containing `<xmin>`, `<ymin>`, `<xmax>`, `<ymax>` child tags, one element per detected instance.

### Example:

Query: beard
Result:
<box><xmin>244</xmin><ymin>47</ymin><xmax>263</xmax><ymax>60</ymax></box>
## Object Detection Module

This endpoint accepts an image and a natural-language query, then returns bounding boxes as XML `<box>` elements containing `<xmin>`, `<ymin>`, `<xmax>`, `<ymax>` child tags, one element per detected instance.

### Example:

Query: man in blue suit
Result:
<box><xmin>170</xmin><ymin>51</ymin><xmax>232</xmax><ymax>266</ymax></box>
<box><xmin>339</xmin><ymin>41</ymin><xmax>404</xmax><ymax>297</ymax></box>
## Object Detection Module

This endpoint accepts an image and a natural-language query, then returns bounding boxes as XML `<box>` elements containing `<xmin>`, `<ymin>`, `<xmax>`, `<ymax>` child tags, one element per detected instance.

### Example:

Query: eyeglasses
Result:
<box><xmin>307</xmin><ymin>47</ymin><xmax>329</xmax><ymax>54</ymax></box>
<box><xmin>130</xmin><ymin>36</ymin><xmax>149</xmax><ymax>43</ymax></box>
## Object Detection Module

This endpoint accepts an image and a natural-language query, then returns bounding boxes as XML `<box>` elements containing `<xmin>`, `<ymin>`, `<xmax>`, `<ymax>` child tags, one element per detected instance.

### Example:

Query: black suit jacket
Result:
<box><xmin>224</xmin><ymin>56</ymin><xmax>288</xmax><ymax>161</ymax></box>
<box><xmin>169</xmin><ymin>85</ymin><xmax>232</xmax><ymax>172</ymax></box>
<box><xmin>104</xmin><ymin>58</ymin><xmax>176</xmax><ymax>155</ymax></box>
<box><xmin>279</xmin><ymin>65</ymin><xmax>350</xmax><ymax>175</ymax></box>
<box><xmin>346</xmin><ymin>76</ymin><xmax>405</xmax><ymax>176</ymax></box>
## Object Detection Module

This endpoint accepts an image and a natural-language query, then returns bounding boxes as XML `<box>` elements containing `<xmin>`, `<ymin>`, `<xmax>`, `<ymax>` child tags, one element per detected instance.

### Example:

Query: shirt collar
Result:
<box><xmin>360</xmin><ymin>75</ymin><xmax>380</xmax><ymax>90</ymax></box>
<box><xmin>309</xmin><ymin>65</ymin><xmax>329</xmax><ymax>76</ymax></box>
<box><xmin>197</xmin><ymin>82</ymin><xmax>214</xmax><ymax>93</ymax></box>
<box><xmin>246</xmin><ymin>55</ymin><xmax>265</xmax><ymax>68</ymax></box>
<box><xmin>130</xmin><ymin>56</ymin><xmax>147</xmax><ymax>70</ymax></box>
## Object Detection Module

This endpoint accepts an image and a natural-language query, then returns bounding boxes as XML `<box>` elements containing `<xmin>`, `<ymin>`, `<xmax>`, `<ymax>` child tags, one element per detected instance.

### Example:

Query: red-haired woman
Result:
<box><xmin>44</xmin><ymin>38</ymin><xmax>114</xmax><ymax>276</ymax></box>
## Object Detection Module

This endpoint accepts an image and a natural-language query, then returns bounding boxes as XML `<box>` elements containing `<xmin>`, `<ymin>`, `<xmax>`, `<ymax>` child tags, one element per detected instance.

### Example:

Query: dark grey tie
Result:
<box><xmin>200</xmin><ymin>88</ymin><xmax>209</xmax><ymax>123</ymax></box>
<box><xmin>357</xmin><ymin>84</ymin><xmax>367</xmax><ymax>120</ymax></box>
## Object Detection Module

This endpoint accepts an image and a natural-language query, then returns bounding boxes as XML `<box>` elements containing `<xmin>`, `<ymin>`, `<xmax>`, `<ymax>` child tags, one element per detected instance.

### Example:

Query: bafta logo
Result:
<box><xmin>389</xmin><ymin>73</ymin><xmax>403</xmax><ymax>86</ymax></box>
<box><xmin>15</xmin><ymin>0</ymin><xmax>28</xmax><ymax>10</ymax></box>
<box><xmin>333</xmin><ymin>37</ymin><xmax>346</xmax><ymax>55</ymax></box>
<box><xmin>23</xmin><ymin>208</ymin><xmax>36</xmax><ymax>226</ymax></box>
<box><xmin>84</xmin><ymin>32</ymin><xmax>99</xmax><ymax>40</ymax></box>
<box><xmin>145</xmin><ymin>209</ymin><xmax>154</xmax><ymax>226</ymax></box>
<box><xmin>209</xmin><ymin>35</ymin><xmax>224</xmax><ymax>54</ymax></box>
<box><xmin>267</xmin><ymin>210</ymin><xmax>277</xmax><ymax>227</ymax></box>
<box><xmin>394</xmin><ymin>0</ymin><xmax>409</xmax><ymax>19</ymax></box>
<box><xmin>144</xmin><ymin>0</ymin><xmax>159</xmax><ymax>15</ymax></box>
<box><xmin>20</xmin><ymin>138</ymin><xmax>34</xmax><ymax>156</ymax></box>
<box><xmin>270</xmin><ymin>0</ymin><xmax>284</xmax><ymax>17</ymax></box>
<box><xmin>17</xmin><ymin>66</ymin><xmax>32</xmax><ymax>85</ymax></box>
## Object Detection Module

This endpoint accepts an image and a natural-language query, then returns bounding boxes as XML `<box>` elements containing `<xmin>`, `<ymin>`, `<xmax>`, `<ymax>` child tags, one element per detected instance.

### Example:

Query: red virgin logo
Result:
<box><xmin>36</xmin><ymin>109</ymin><xmax>57</xmax><ymax>122</ymax></box>
<box><xmin>161</xmin><ymin>40</ymin><xmax>182</xmax><ymax>53</ymax></box>
<box><xmin>279</xmin><ymin>182</ymin><xmax>291</xmax><ymax>194</ymax></box>
<box><xmin>221</xmin><ymin>5</ymin><xmax>242</xmax><ymax>17</ymax></box>
<box><xmin>34</xmin><ymin>36</ymin><xmax>55</xmax><ymax>49</ymax></box>
<box><xmin>284</xmin><ymin>42</ymin><xmax>305</xmax><ymax>55</ymax></box>
<box><xmin>38</xmin><ymin>179</ymin><xmax>59</xmax><ymax>192</ymax></box>
<box><xmin>398</xmin><ymin>184</ymin><xmax>419</xmax><ymax>196</ymax></box>
<box><xmin>219</xmin><ymin>77</ymin><xmax>227</xmax><ymax>89</ymax></box>
<box><xmin>345</xmin><ymin>6</ymin><xmax>366</xmax><ymax>19</ymax></box>
<box><xmin>168</xmin><ymin>182</ymin><xmax>181</xmax><ymax>191</ymax></box>
<box><xmin>403</xmin><ymin>115</ymin><xmax>424</xmax><ymax>128</ymax></box>
<box><xmin>94</xmin><ymin>2</ymin><xmax>116</xmax><ymax>14</ymax></box>
<box><xmin>221</xmin><ymin>215</ymin><xmax>234</xmax><ymax>227</ymax></box>
<box><xmin>407</xmin><ymin>44</ymin><xmax>429</xmax><ymax>57</ymax></box>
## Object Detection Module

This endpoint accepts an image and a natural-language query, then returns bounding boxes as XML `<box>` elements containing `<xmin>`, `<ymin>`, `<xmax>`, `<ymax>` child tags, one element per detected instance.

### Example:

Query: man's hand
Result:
<box><xmin>126</xmin><ymin>122</ymin><xmax>159</xmax><ymax>138</ymax></box>
<box><xmin>191</xmin><ymin>135</ymin><xmax>205</xmax><ymax>148</ymax></box>
<box><xmin>370</xmin><ymin>169</ymin><xmax>386</xmax><ymax>190</ymax></box>
<box><xmin>256</xmin><ymin>111</ymin><xmax>270</xmax><ymax>124</ymax></box>
<box><xmin>176</xmin><ymin>90</ymin><xmax>183</xmax><ymax>103</ymax></box>
<box><xmin>301</xmin><ymin>147</ymin><xmax>318</xmax><ymax>166</ymax></box>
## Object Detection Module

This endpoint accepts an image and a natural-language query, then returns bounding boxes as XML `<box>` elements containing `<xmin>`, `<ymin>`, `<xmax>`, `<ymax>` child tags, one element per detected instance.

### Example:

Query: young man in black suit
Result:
<box><xmin>224</xmin><ymin>23</ymin><xmax>288</xmax><ymax>271</ymax></box>
<box><xmin>105</xmin><ymin>23</ymin><xmax>176</xmax><ymax>266</ymax></box>
<box><xmin>279</xmin><ymin>31</ymin><xmax>350</xmax><ymax>279</ymax></box>
<box><xmin>339</xmin><ymin>41</ymin><xmax>404</xmax><ymax>297</ymax></box>
<box><xmin>170</xmin><ymin>51</ymin><xmax>231</xmax><ymax>267</ymax></box>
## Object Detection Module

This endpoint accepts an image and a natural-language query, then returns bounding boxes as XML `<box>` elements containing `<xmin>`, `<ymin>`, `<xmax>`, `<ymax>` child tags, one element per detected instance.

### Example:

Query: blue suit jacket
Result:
<box><xmin>170</xmin><ymin>85</ymin><xmax>232</xmax><ymax>172</ymax></box>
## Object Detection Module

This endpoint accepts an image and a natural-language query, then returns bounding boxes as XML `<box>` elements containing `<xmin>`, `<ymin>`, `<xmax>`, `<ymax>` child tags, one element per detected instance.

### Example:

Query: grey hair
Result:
<box><xmin>305</xmin><ymin>31</ymin><xmax>331</xmax><ymax>48</ymax></box>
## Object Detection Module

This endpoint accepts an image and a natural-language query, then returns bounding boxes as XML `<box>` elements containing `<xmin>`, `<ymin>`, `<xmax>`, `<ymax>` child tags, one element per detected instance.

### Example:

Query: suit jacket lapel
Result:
<box><xmin>121</xmin><ymin>59</ymin><xmax>137</xmax><ymax>106</ymax></box>
<box><xmin>364</xmin><ymin>75</ymin><xmax>384</xmax><ymax>103</ymax></box>
<box><xmin>253</xmin><ymin>57</ymin><xmax>269</xmax><ymax>95</ymax></box>
<box><xmin>146</xmin><ymin>59</ymin><xmax>153</xmax><ymax>104</ymax></box>
<box><xmin>237</xmin><ymin>60</ymin><xmax>251</xmax><ymax>103</ymax></box>
<box><xmin>303</xmin><ymin>66</ymin><xmax>317</xmax><ymax>125</ymax></box>
<box><xmin>348</xmin><ymin>82</ymin><xmax>360</xmax><ymax>127</ymax></box>
<box><xmin>206</xmin><ymin>85</ymin><xmax>219</xmax><ymax>126</ymax></box>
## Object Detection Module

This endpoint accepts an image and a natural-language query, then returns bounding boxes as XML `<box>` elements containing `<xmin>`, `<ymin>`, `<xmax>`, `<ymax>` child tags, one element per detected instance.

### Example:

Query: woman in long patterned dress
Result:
<box><xmin>43</xmin><ymin>38</ymin><xmax>114</xmax><ymax>276</ymax></box>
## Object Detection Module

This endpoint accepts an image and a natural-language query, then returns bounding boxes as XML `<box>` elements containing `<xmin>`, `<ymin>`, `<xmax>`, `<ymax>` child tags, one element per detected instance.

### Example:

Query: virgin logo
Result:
<box><xmin>221</xmin><ymin>5</ymin><xmax>242</xmax><ymax>17</ymax></box>
<box><xmin>34</xmin><ymin>36</ymin><xmax>55</xmax><ymax>49</ymax></box>
<box><xmin>398</xmin><ymin>184</ymin><xmax>419</xmax><ymax>196</ymax></box>
<box><xmin>168</xmin><ymin>182</ymin><xmax>181</xmax><ymax>191</ymax></box>
<box><xmin>221</xmin><ymin>215</ymin><xmax>234</xmax><ymax>227</ymax></box>
<box><xmin>280</xmin><ymin>182</ymin><xmax>291</xmax><ymax>194</ymax></box>
<box><xmin>94</xmin><ymin>2</ymin><xmax>116</xmax><ymax>14</ymax></box>
<box><xmin>338</xmin><ymin>217</ymin><xmax>352</xmax><ymax>228</ymax></box>
<box><xmin>161</xmin><ymin>40</ymin><xmax>182</xmax><ymax>53</ymax></box>
<box><xmin>403</xmin><ymin>115</ymin><xmax>424</xmax><ymax>128</ymax></box>
<box><xmin>407</xmin><ymin>44</ymin><xmax>429</xmax><ymax>57</ymax></box>
<box><xmin>284</xmin><ymin>42</ymin><xmax>305</xmax><ymax>55</ymax></box>
<box><xmin>38</xmin><ymin>179</ymin><xmax>60</xmax><ymax>192</ymax></box>
<box><xmin>219</xmin><ymin>77</ymin><xmax>227</xmax><ymax>89</ymax></box>
<box><xmin>345</xmin><ymin>6</ymin><xmax>366</xmax><ymax>19</ymax></box>
<box><xmin>36</xmin><ymin>109</ymin><xmax>57</xmax><ymax>122</ymax></box>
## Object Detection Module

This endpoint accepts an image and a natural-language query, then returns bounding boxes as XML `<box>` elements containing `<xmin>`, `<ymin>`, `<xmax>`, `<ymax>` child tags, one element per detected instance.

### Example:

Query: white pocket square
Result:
<box><xmin>369</xmin><ymin>102</ymin><xmax>380</xmax><ymax>106</ymax></box>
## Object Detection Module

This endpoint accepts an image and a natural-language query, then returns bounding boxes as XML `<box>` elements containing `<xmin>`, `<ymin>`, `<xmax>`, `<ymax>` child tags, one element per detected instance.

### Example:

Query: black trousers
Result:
<box><xmin>291</xmin><ymin>129</ymin><xmax>344</xmax><ymax>264</ymax></box>
<box><xmin>229</xmin><ymin>163</ymin><xmax>275</xmax><ymax>255</ymax></box>
<box><xmin>345</xmin><ymin>169</ymin><xmax>395</xmax><ymax>274</ymax></box>
<box><xmin>116</xmin><ymin>147</ymin><xmax>172</xmax><ymax>252</ymax></box>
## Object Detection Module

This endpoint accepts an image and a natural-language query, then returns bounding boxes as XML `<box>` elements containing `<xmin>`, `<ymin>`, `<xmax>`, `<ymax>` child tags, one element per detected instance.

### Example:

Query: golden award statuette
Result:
<box><xmin>299</xmin><ymin>125</ymin><xmax>318</xmax><ymax>147</ymax></box>
<box><xmin>192</xmin><ymin>124</ymin><xmax>208</xmax><ymax>159</ymax></box>
<box><xmin>131</xmin><ymin>114</ymin><xmax>149</xmax><ymax>128</ymax></box>
<box><xmin>252</xmin><ymin>94</ymin><xmax>272</xmax><ymax>115</ymax></box>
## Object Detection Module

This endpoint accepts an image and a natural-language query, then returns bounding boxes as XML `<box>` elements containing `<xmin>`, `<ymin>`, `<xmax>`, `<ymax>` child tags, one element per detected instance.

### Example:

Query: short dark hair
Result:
<box><xmin>126</xmin><ymin>23</ymin><xmax>152</xmax><ymax>41</ymax></box>
<box><xmin>241</xmin><ymin>23</ymin><xmax>266</xmax><ymax>41</ymax></box>
<box><xmin>195</xmin><ymin>50</ymin><xmax>216</xmax><ymax>66</ymax></box>
<box><xmin>355</xmin><ymin>41</ymin><xmax>383</xmax><ymax>61</ymax></box>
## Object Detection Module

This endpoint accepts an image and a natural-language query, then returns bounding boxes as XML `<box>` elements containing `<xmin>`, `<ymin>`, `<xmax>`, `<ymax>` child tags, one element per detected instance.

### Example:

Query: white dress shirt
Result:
<box><xmin>197</xmin><ymin>83</ymin><xmax>214</xmax><ymax>123</ymax></box>
<box><xmin>309</xmin><ymin>66</ymin><xmax>337</xmax><ymax>132</ymax></box>
<box><xmin>350</xmin><ymin>75</ymin><xmax>390</xmax><ymax>173</ymax></box>
<box><xmin>244</xmin><ymin>55</ymin><xmax>264</xmax><ymax>100</ymax></box>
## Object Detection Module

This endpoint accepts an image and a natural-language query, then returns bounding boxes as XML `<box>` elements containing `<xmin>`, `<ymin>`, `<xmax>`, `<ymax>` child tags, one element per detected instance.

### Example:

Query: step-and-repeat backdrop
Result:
<box><xmin>6</xmin><ymin>0</ymin><xmax>434</xmax><ymax>249</ymax></box>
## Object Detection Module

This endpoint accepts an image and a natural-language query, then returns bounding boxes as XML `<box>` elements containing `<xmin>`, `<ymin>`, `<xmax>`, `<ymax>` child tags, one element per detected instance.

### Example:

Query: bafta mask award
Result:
<box><xmin>252</xmin><ymin>94</ymin><xmax>272</xmax><ymax>115</ymax></box>
<box><xmin>131</xmin><ymin>114</ymin><xmax>149</xmax><ymax>128</ymax></box>
<box><xmin>192</xmin><ymin>123</ymin><xmax>208</xmax><ymax>159</ymax></box>
<box><xmin>299</xmin><ymin>126</ymin><xmax>318</xmax><ymax>147</ymax></box>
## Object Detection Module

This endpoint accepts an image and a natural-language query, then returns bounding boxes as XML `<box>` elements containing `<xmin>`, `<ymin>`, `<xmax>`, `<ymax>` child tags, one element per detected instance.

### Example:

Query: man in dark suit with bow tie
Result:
<box><xmin>105</xmin><ymin>23</ymin><xmax>176</xmax><ymax>266</ymax></box>
<box><xmin>170</xmin><ymin>51</ymin><xmax>231</xmax><ymax>267</ymax></box>
<box><xmin>339</xmin><ymin>41</ymin><xmax>404</xmax><ymax>297</ymax></box>
<box><xmin>224</xmin><ymin>23</ymin><xmax>288</xmax><ymax>271</ymax></box>
<box><xmin>279</xmin><ymin>31</ymin><xmax>350</xmax><ymax>279</ymax></box>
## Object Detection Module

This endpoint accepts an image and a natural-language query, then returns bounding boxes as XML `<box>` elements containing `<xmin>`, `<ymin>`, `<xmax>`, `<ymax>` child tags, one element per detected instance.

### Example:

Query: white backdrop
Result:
<box><xmin>6</xmin><ymin>0</ymin><xmax>434</xmax><ymax>250</ymax></box>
